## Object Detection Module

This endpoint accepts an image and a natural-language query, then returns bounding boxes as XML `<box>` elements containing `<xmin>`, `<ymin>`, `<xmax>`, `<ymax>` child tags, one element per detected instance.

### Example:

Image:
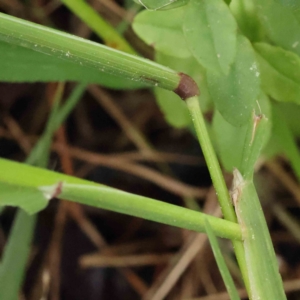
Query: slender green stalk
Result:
<box><xmin>186</xmin><ymin>96</ymin><xmax>236</xmax><ymax>221</ymax></box>
<box><xmin>0</xmin><ymin>12</ymin><xmax>180</xmax><ymax>91</ymax></box>
<box><xmin>0</xmin><ymin>158</ymin><xmax>242</xmax><ymax>241</ymax></box>
<box><xmin>26</xmin><ymin>82</ymin><xmax>64</xmax><ymax>167</ymax></box>
<box><xmin>62</xmin><ymin>0</ymin><xmax>136</xmax><ymax>54</ymax></box>
<box><xmin>205</xmin><ymin>219</ymin><xmax>240</xmax><ymax>300</ymax></box>
<box><xmin>186</xmin><ymin>96</ymin><xmax>250</xmax><ymax>291</ymax></box>
<box><xmin>53</xmin><ymin>83</ymin><xmax>87</xmax><ymax>132</ymax></box>
<box><xmin>0</xmin><ymin>210</ymin><xmax>36</xmax><ymax>300</ymax></box>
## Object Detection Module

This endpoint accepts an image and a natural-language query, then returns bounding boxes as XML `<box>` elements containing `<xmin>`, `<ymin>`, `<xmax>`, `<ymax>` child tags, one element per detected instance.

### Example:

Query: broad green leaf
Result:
<box><xmin>0</xmin><ymin>40</ymin><xmax>143</xmax><ymax>89</ymax></box>
<box><xmin>254</xmin><ymin>43</ymin><xmax>300</xmax><ymax>104</ymax></box>
<box><xmin>132</xmin><ymin>7</ymin><xmax>190</xmax><ymax>58</ymax></box>
<box><xmin>230</xmin><ymin>0</ymin><xmax>264</xmax><ymax>42</ymax></box>
<box><xmin>292</xmin><ymin>5</ymin><xmax>300</xmax><ymax>23</ymax></box>
<box><xmin>264</xmin><ymin>103</ymin><xmax>300</xmax><ymax>180</ymax></box>
<box><xmin>212</xmin><ymin>111</ymin><xmax>247</xmax><ymax>171</ymax></box>
<box><xmin>212</xmin><ymin>93</ymin><xmax>271</xmax><ymax>172</ymax></box>
<box><xmin>183</xmin><ymin>0</ymin><xmax>237</xmax><ymax>74</ymax></box>
<box><xmin>155</xmin><ymin>88</ymin><xmax>191</xmax><ymax>128</ymax></box>
<box><xmin>253</xmin><ymin>0</ymin><xmax>300</xmax><ymax>56</ymax></box>
<box><xmin>276</xmin><ymin>0</ymin><xmax>300</xmax><ymax>9</ymax></box>
<box><xmin>207</xmin><ymin>35</ymin><xmax>260</xmax><ymax>127</ymax></box>
<box><xmin>136</xmin><ymin>0</ymin><xmax>188</xmax><ymax>10</ymax></box>
<box><xmin>277</xmin><ymin>103</ymin><xmax>300</xmax><ymax>137</ymax></box>
<box><xmin>204</xmin><ymin>219</ymin><xmax>240</xmax><ymax>300</ymax></box>
<box><xmin>155</xmin><ymin>52</ymin><xmax>212</xmax><ymax>128</ymax></box>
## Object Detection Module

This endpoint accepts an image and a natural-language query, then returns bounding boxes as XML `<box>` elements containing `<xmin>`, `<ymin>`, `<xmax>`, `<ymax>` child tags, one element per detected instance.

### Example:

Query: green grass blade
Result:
<box><xmin>0</xmin><ymin>39</ymin><xmax>142</xmax><ymax>88</ymax></box>
<box><xmin>52</xmin><ymin>83</ymin><xmax>87</xmax><ymax>133</ymax></box>
<box><xmin>0</xmin><ymin>12</ymin><xmax>180</xmax><ymax>92</ymax></box>
<box><xmin>232</xmin><ymin>172</ymin><xmax>286</xmax><ymax>300</ymax></box>
<box><xmin>240</xmin><ymin>111</ymin><xmax>269</xmax><ymax>180</ymax></box>
<box><xmin>133</xmin><ymin>7</ymin><xmax>190</xmax><ymax>58</ymax></box>
<box><xmin>62</xmin><ymin>0</ymin><xmax>136</xmax><ymax>54</ymax></box>
<box><xmin>0</xmin><ymin>158</ymin><xmax>242</xmax><ymax>241</ymax></box>
<box><xmin>271</xmin><ymin>104</ymin><xmax>300</xmax><ymax>180</ymax></box>
<box><xmin>230</xmin><ymin>100</ymin><xmax>286</xmax><ymax>299</ymax></box>
<box><xmin>183</xmin><ymin>0</ymin><xmax>237</xmax><ymax>74</ymax></box>
<box><xmin>27</xmin><ymin>83</ymin><xmax>86</xmax><ymax>167</ymax></box>
<box><xmin>205</xmin><ymin>219</ymin><xmax>241</xmax><ymax>300</ymax></box>
<box><xmin>26</xmin><ymin>83</ymin><xmax>64</xmax><ymax>167</ymax></box>
<box><xmin>0</xmin><ymin>210</ymin><xmax>36</xmax><ymax>300</ymax></box>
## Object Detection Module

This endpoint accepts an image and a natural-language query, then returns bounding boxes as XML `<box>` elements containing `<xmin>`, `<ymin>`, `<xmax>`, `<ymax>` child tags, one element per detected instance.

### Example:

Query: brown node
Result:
<box><xmin>174</xmin><ymin>73</ymin><xmax>200</xmax><ymax>100</ymax></box>
<box><xmin>40</xmin><ymin>181</ymin><xmax>64</xmax><ymax>200</ymax></box>
<box><xmin>52</xmin><ymin>181</ymin><xmax>63</xmax><ymax>198</ymax></box>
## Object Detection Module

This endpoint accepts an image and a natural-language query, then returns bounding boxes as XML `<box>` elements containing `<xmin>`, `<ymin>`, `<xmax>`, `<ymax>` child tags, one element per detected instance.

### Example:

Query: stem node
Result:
<box><xmin>174</xmin><ymin>73</ymin><xmax>200</xmax><ymax>100</ymax></box>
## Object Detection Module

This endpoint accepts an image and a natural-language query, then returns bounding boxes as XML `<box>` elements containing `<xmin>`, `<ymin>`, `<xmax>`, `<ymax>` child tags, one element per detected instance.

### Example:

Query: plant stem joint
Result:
<box><xmin>174</xmin><ymin>73</ymin><xmax>200</xmax><ymax>100</ymax></box>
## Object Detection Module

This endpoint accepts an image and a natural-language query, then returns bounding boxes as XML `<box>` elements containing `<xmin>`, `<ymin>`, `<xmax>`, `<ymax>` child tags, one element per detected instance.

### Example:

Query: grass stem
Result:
<box><xmin>186</xmin><ymin>96</ymin><xmax>250</xmax><ymax>291</ymax></box>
